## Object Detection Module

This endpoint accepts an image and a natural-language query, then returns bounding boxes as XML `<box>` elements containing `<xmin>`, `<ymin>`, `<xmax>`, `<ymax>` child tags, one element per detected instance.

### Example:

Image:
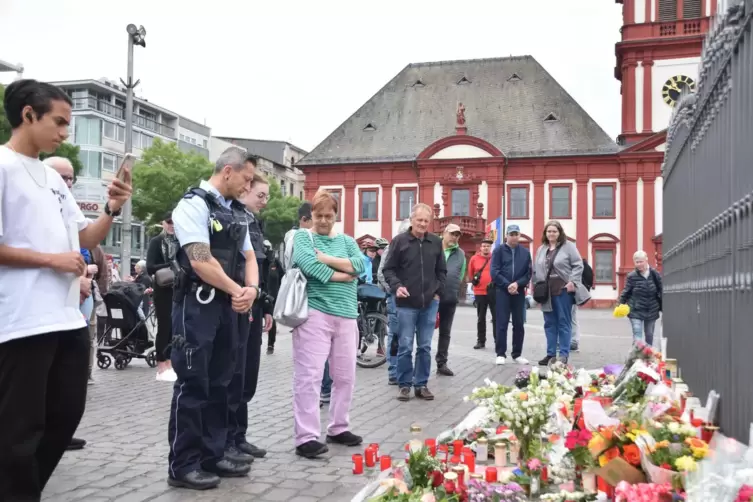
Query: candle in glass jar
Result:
<box><xmin>352</xmin><ymin>453</ymin><xmax>364</xmax><ymax>474</ymax></box>
<box><xmin>582</xmin><ymin>471</ymin><xmax>597</xmax><ymax>492</ymax></box>
<box><xmin>452</xmin><ymin>440</ymin><xmax>464</xmax><ymax>456</ymax></box>
<box><xmin>380</xmin><ymin>455</ymin><xmax>392</xmax><ymax>471</ymax></box>
<box><xmin>508</xmin><ymin>442</ymin><xmax>519</xmax><ymax>464</ymax></box>
<box><xmin>409</xmin><ymin>425</ymin><xmax>423</xmax><ymax>453</ymax></box>
<box><xmin>494</xmin><ymin>443</ymin><xmax>507</xmax><ymax>467</ymax></box>
<box><xmin>453</xmin><ymin>466</ymin><xmax>466</xmax><ymax>490</ymax></box>
<box><xmin>438</xmin><ymin>444</ymin><xmax>449</xmax><ymax>462</ymax></box>
<box><xmin>365</xmin><ymin>446</ymin><xmax>376</xmax><ymax>468</ymax></box>
<box><xmin>462</xmin><ymin>450</ymin><xmax>475</xmax><ymax>474</ymax></box>
<box><xmin>485</xmin><ymin>466</ymin><xmax>498</xmax><ymax>483</ymax></box>
<box><xmin>530</xmin><ymin>475</ymin><xmax>540</xmax><ymax>496</ymax></box>
<box><xmin>443</xmin><ymin>472</ymin><xmax>458</xmax><ymax>493</ymax></box>
<box><xmin>541</xmin><ymin>466</ymin><xmax>549</xmax><ymax>483</ymax></box>
<box><xmin>476</xmin><ymin>437</ymin><xmax>488</xmax><ymax>463</ymax></box>
<box><xmin>424</xmin><ymin>438</ymin><xmax>437</xmax><ymax>457</ymax></box>
<box><xmin>368</xmin><ymin>443</ymin><xmax>380</xmax><ymax>461</ymax></box>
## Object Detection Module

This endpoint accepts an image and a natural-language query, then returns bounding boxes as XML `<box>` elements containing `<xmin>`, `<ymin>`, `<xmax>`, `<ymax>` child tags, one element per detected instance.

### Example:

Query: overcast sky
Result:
<box><xmin>0</xmin><ymin>0</ymin><xmax>623</xmax><ymax>153</ymax></box>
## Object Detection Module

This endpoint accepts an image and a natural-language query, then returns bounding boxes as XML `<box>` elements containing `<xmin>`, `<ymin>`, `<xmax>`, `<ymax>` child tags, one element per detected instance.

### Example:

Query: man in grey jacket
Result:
<box><xmin>435</xmin><ymin>224</ymin><xmax>466</xmax><ymax>376</ymax></box>
<box><xmin>378</xmin><ymin>219</ymin><xmax>411</xmax><ymax>385</ymax></box>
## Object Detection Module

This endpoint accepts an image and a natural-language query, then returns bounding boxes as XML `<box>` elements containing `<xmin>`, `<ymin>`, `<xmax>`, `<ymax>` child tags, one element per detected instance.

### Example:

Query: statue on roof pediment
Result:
<box><xmin>456</xmin><ymin>102</ymin><xmax>466</xmax><ymax>127</ymax></box>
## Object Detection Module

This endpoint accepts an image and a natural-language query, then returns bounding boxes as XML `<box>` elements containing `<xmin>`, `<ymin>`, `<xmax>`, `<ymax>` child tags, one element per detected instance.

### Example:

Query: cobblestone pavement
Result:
<box><xmin>46</xmin><ymin>307</ymin><xmax>635</xmax><ymax>502</ymax></box>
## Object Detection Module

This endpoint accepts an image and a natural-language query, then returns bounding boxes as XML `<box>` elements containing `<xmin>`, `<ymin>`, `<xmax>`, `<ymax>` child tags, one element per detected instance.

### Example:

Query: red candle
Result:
<box><xmin>438</xmin><ymin>444</ymin><xmax>449</xmax><ymax>462</ymax></box>
<box><xmin>443</xmin><ymin>480</ymin><xmax>456</xmax><ymax>494</ymax></box>
<box><xmin>485</xmin><ymin>466</ymin><xmax>498</xmax><ymax>483</ymax></box>
<box><xmin>425</xmin><ymin>438</ymin><xmax>437</xmax><ymax>457</ymax></box>
<box><xmin>450</xmin><ymin>454</ymin><xmax>461</xmax><ymax>466</ymax></box>
<box><xmin>380</xmin><ymin>454</ymin><xmax>392</xmax><ymax>471</ymax></box>
<box><xmin>462</xmin><ymin>451</ymin><xmax>476</xmax><ymax>473</ymax></box>
<box><xmin>352</xmin><ymin>454</ymin><xmax>364</xmax><ymax>474</ymax></box>
<box><xmin>453</xmin><ymin>440</ymin><xmax>464</xmax><ymax>455</ymax></box>
<box><xmin>369</xmin><ymin>443</ymin><xmax>380</xmax><ymax>461</ymax></box>
<box><xmin>365</xmin><ymin>446</ymin><xmax>376</xmax><ymax>468</ymax></box>
<box><xmin>541</xmin><ymin>466</ymin><xmax>549</xmax><ymax>483</ymax></box>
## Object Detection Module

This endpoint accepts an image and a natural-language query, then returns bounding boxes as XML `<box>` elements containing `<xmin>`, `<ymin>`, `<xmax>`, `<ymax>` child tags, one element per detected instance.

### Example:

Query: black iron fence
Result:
<box><xmin>662</xmin><ymin>0</ymin><xmax>753</xmax><ymax>443</ymax></box>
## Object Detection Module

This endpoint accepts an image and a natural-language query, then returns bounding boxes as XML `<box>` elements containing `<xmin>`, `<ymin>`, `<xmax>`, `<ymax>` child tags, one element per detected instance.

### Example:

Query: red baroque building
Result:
<box><xmin>297</xmin><ymin>0</ymin><xmax>712</xmax><ymax>307</ymax></box>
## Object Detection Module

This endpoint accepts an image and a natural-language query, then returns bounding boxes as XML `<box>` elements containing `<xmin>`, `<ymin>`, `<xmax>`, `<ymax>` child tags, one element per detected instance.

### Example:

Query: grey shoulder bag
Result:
<box><xmin>273</xmin><ymin>230</ymin><xmax>314</xmax><ymax>328</ymax></box>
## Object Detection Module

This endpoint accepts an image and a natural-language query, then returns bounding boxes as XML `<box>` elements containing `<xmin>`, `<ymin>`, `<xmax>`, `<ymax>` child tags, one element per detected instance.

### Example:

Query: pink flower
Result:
<box><xmin>527</xmin><ymin>458</ymin><xmax>542</xmax><ymax>471</ymax></box>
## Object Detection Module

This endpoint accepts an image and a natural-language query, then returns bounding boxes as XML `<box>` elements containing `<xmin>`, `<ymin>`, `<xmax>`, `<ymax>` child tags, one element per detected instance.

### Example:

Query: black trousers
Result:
<box><xmin>152</xmin><ymin>285</ymin><xmax>173</xmax><ymax>362</ymax></box>
<box><xmin>0</xmin><ymin>328</ymin><xmax>89</xmax><ymax>502</ymax></box>
<box><xmin>227</xmin><ymin>304</ymin><xmax>263</xmax><ymax>446</ymax></box>
<box><xmin>475</xmin><ymin>293</ymin><xmax>497</xmax><ymax>345</ymax></box>
<box><xmin>495</xmin><ymin>290</ymin><xmax>526</xmax><ymax>358</ymax></box>
<box><xmin>435</xmin><ymin>302</ymin><xmax>457</xmax><ymax>367</ymax></box>
<box><xmin>266</xmin><ymin>319</ymin><xmax>277</xmax><ymax>349</ymax></box>
<box><xmin>167</xmin><ymin>294</ymin><xmax>238</xmax><ymax>479</ymax></box>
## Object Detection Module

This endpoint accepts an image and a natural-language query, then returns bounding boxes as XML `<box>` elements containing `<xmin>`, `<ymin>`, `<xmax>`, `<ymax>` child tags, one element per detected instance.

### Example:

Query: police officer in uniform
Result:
<box><xmin>167</xmin><ymin>147</ymin><xmax>259</xmax><ymax>490</ymax></box>
<box><xmin>227</xmin><ymin>172</ymin><xmax>273</xmax><ymax>459</ymax></box>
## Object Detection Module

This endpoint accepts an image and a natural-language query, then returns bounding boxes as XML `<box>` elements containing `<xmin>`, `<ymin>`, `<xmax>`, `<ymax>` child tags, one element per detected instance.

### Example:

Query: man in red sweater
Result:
<box><xmin>468</xmin><ymin>239</ymin><xmax>495</xmax><ymax>349</ymax></box>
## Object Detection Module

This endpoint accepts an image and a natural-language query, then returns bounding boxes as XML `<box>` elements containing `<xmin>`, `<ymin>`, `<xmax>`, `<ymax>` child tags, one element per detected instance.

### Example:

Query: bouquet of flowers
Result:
<box><xmin>614</xmin><ymin>481</ymin><xmax>675</xmax><ymax>502</ymax></box>
<box><xmin>466</xmin><ymin>479</ymin><xmax>526</xmax><ymax>501</ymax></box>
<box><xmin>587</xmin><ymin>423</ymin><xmax>645</xmax><ymax>468</ymax></box>
<box><xmin>494</xmin><ymin>368</ymin><xmax>563</xmax><ymax>459</ymax></box>
<box><xmin>540</xmin><ymin>491</ymin><xmax>598</xmax><ymax>501</ymax></box>
<box><xmin>565</xmin><ymin>429</ymin><xmax>595</xmax><ymax>468</ymax></box>
<box><xmin>614</xmin><ymin>341</ymin><xmax>663</xmax><ymax>387</ymax></box>
<box><xmin>644</xmin><ymin>436</ymin><xmax>709</xmax><ymax>476</ymax></box>
<box><xmin>735</xmin><ymin>485</ymin><xmax>753</xmax><ymax>502</ymax></box>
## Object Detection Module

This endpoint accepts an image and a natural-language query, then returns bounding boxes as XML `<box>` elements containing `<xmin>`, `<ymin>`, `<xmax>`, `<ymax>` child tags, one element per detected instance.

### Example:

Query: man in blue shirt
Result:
<box><xmin>167</xmin><ymin>147</ymin><xmax>259</xmax><ymax>491</ymax></box>
<box><xmin>490</xmin><ymin>225</ymin><xmax>531</xmax><ymax>366</ymax></box>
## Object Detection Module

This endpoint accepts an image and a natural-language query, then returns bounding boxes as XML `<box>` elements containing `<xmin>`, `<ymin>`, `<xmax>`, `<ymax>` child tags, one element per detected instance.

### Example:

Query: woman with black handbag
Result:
<box><xmin>531</xmin><ymin>220</ymin><xmax>590</xmax><ymax>365</ymax></box>
<box><xmin>146</xmin><ymin>212</ymin><xmax>178</xmax><ymax>382</ymax></box>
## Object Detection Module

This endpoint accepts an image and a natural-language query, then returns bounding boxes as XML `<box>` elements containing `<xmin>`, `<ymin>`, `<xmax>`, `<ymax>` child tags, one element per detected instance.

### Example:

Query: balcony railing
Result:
<box><xmin>620</xmin><ymin>17</ymin><xmax>710</xmax><ymax>41</ymax></box>
<box><xmin>432</xmin><ymin>215</ymin><xmax>486</xmax><ymax>236</ymax></box>
<box><xmin>71</xmin><ymin>97</ymin><xmax>176</xmax><ymax>138</ymax></box>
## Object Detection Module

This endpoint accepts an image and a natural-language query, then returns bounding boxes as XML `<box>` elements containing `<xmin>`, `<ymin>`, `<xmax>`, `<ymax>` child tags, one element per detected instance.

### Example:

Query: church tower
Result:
<box><xmin>615</xmin><ymin>0</ymin><xmax>716</xmax><ymax>145</ymax></box>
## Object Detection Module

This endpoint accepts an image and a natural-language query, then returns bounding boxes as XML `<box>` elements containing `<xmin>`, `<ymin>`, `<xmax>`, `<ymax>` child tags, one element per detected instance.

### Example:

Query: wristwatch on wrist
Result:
<box><xmin>248</xmin><ymin>285</ymin><xmax>260</xmax><ymax>294</ymax></box>
<box><xmin>104</xmin><ymin>202</ymin><xmax>122</xmax><ymax>217</ymax></box>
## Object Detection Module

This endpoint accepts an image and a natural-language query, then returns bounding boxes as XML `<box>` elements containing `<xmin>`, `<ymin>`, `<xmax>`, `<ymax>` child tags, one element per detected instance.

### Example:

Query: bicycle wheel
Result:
<box><xmin>356</xmin><ymin>312</ymin><xmax>388</xmax><ymax>368</ymax></box>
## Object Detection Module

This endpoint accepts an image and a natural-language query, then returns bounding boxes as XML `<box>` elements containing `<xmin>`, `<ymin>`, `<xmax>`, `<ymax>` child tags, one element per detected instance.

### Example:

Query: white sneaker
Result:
<box><xmin>156</xmin><ymin>368</ymin><xmax>178</xmax><ymax>382</ymax></box>
<box><xmin>514</xmin><ymin>357</ymin><xmax>529</xmax><ymax>365</ymax></box>
<box><xmin>495</xmin><ymin>356</ymin><xmax>506</xmax><ymax>365</ymax></box>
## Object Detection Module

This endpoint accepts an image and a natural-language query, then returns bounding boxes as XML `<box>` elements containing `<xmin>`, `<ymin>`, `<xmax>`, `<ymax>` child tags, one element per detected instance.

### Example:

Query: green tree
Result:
<box><xmin>132</xmin><ymin>138</ymin><xmax>213</xmax><ymax>227</ymax></box>
<box><xmin>260</xmin><ymin>178</ymin><xmax>302</xmax><ymax>247</ymax></box>
<box><xmin>1</xmin><ymin>84</ymin><xmax>84</xmax><ymax>175</ymax></box>
<box><xmin>0</xmin><ymin>84</ymin><xmax>10</xmax><ymax>145</ymax></box>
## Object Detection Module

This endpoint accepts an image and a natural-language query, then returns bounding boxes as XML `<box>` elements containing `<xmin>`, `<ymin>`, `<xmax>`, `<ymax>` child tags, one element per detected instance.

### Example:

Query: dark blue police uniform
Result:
<box><xmin>226</xmin><ymin>211</ymin><xmax>270</xmax><ymax>456</ymax></box>
<box><xmin>167</xmin><ymin>181</ymin><xmax>254</xmax><ymax>489</ymax></box>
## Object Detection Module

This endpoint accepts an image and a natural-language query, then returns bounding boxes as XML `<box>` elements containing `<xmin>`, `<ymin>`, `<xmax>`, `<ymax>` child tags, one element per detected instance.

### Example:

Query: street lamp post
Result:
<box><xmin>119</xmin><ymin>24</ymin><xmax>146</xmax><ymax>272</ymax></box>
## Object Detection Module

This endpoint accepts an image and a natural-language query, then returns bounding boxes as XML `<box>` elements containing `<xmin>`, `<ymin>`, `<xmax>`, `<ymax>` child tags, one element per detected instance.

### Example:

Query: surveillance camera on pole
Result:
<box><xmin>119</xmin><ymin>23</ymin><xmax>146</xmax><ymax>271</ymax></box>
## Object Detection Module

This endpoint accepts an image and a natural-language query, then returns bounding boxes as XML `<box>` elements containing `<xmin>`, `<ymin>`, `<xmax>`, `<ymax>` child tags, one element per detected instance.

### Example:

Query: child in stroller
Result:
<box><xmin>96</xmin><ymin>281</ymin><xmax>157</xmax><ymax>370</ymax></box>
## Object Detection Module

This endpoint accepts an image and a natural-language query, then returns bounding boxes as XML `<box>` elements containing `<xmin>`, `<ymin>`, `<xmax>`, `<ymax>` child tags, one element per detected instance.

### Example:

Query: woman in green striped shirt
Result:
<box><xmin>291</xmin><ymin>190</ymin><xmax>365</xmax><ymax>459</ymax></box>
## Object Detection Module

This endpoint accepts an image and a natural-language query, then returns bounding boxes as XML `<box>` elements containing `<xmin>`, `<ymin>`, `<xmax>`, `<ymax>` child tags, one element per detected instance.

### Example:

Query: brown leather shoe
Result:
<box><xmin>415</xmin><ymin>387</ymin><xmax>435</xmax><ymax>400</ymax></box>
<box><xmin>437</xmin><ymin>365</ymin><xmax>455</xmax><ymax>376</ymax></box>
<box><xmin>397</xmin><ymin>387</ymin><xmax>411</xmax><ymax>401</ymax></box>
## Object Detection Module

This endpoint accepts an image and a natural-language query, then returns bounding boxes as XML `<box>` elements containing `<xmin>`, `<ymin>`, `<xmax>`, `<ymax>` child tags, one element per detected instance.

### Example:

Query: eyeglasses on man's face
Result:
<box><xmin>61</xmin><ymin>175</ymin><xmax>75</xmax><ymax>183</ymax></box>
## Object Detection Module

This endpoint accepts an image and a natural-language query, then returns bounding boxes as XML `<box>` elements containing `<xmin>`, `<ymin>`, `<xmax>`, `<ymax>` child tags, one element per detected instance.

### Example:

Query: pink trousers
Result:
<box><xmin>292</xmin><ymin>308</ymin><xmax>358</xmax><ymax>446</ymax></box>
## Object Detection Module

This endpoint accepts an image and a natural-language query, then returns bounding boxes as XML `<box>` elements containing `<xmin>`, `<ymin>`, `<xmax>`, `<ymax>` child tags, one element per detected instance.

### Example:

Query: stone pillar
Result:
<box><xmin>619</xmin><ymin>168</ymin><xmax>640</xmax><ymax>291</ymax></box>
<box><xmin>624</xmin><ymin>62</ymin><xmax>638</xmax><ymax>134</ymax></box>
<box><xmin>381</xmin><ymin>182</ymin><xmax>393</xmax><ymax>239</ymax></box>
<box><xmin>344</xmin><ymin>182</ymin><xmax>356</xmax><ymax>237</ymax></box>
<box><xmin>642</xmin><ymin>60</ymin><xmax>654</xmax><ymax>134</ymax></box>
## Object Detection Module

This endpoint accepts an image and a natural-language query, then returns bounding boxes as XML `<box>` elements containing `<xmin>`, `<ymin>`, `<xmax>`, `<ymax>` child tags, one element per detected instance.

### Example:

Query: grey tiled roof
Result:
<box><xmin>298</xmin><ymin>56</ymin><xmax>618</xmax><ymax>166</ymax></box>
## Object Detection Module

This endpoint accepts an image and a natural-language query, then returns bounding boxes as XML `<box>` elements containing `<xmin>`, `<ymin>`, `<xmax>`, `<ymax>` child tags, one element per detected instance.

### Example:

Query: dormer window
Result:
<box><xmin>457</xmin><ymin>76</ymin><xmax>471</xmax><ymax>85</ymax></box>
<box><xmin>412</xmin><ymin>79</ymin><xmax>425</xmax><ymax>88</ymax></box>
<box><xmin>363</xmin><ymin>123</ymin><xmax>377</xmax><ymax>131</ymax></box>
<box><xmin>544</xmin><ymin>113</ymin><xmax>559</xmax><ymax>122</ymax></box>
<box><xmin>507</xmin><ymin>73</ymin><xmax>522</xmax><ymax>82</ymax></box>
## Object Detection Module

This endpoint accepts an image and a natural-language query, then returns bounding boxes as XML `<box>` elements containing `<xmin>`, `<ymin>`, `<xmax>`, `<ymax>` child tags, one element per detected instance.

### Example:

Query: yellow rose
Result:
<box><xmin>675</xmin><ymin>455</ymin><xmax>697</xmax><ymax>472</ymax></box>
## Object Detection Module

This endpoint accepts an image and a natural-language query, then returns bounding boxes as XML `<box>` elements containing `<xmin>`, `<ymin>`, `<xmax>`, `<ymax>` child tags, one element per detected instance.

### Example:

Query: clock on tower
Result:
<box><xmin>662</xmin><ymin>75</ymin><xmax>697</xmax><ymax>107</ymax></box>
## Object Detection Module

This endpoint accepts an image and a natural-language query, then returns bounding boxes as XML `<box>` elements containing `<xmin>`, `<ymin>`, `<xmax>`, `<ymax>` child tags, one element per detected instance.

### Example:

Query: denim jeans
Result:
<box><xmin>396</xmin><ymin>299</ymin><xmax>439</xmax><ymax>388</ymax></box>
<box><xmin>321</xmin><ymin>360</ymin><xmax>332</xmax><ymax>397</ymax></box>
<box><xmin>79</xmin><ymin>295</ymin><xmax>94</xmax><ymax>321</ymax></box>
<box><xmin>629</xmin><ymin>318</ymin><xmax>656</xmax><ymax>347</ymax></box>
<box><xmin>543</xmin><ymin>290</ymin><xmax>574</xmax><ymax>358</ymax></box>
<box><xmin>386</xmin><ymin>294</ymin><xmax>398</xmax><ymax>381</ymax></box>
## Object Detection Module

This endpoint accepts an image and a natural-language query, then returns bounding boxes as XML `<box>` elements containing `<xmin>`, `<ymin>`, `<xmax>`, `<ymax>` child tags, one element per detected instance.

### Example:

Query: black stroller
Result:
<box><xmin>96</xmin><ymin>281</ymin><xmax>157</xmax><ymax>370</ymax></box>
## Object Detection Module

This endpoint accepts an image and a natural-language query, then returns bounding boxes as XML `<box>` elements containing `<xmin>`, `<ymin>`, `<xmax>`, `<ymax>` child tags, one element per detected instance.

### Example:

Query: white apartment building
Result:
<box><xmin>52</xmin><ymin>78</ymin><xmax>211</xmax><ymax>262</ymax></box>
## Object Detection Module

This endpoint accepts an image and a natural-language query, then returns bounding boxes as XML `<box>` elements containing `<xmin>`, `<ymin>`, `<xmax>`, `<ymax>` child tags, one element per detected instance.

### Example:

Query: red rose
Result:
<box><xmin>431</xmin><ymin>470</ymin><xmax>444</xmax><ymax>487</ymax></box>
<box><xmin>565</xmin><ymin>430</ymin><xmax>579</xmax><ymax>450</ymax></box>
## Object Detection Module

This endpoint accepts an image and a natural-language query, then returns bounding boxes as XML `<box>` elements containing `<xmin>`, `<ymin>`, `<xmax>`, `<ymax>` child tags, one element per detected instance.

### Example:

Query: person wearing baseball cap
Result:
<box><xmin>490</xmin><ymin>224</ymin><xmax>531</xmax><ymax>366</ymax></box>
<box><xmin>434</xmin><ymin>224</ymin><xmax>466</xmax><ymax>376</ymax></box>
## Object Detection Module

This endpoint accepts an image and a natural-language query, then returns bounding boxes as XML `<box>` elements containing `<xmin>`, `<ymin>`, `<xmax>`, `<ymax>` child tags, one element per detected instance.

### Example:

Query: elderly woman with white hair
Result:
<box><xmin>618</xmin><ymin>250</ymin><xmax>663</xmax><ymax>346</ymax></box>
<box><xmin>377</xmin><ymin>218</ymin><xmax>412</xmax><ymax>385</ymax></box>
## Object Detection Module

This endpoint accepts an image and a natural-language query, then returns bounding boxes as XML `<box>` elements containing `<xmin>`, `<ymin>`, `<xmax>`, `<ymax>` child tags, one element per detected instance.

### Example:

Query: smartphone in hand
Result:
<box><xmin>116</xmin><ymin>154</ymin><xmax>135</xmax><ymax>184</ymax></box>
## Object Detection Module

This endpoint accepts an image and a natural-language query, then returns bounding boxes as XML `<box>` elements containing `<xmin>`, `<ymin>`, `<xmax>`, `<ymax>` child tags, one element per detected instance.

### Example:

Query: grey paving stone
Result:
<box><xmin>43</xmin><ymin>308</ymin><xmax>632</xmax><ymax>502</ymax></box>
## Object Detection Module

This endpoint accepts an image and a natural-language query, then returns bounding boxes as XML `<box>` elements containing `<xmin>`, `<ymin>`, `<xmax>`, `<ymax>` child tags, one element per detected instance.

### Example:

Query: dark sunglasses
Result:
<box><xmin>61</xmin><ymin>175</ymin><xmax>75</xmax><ymax>183</ymax></box>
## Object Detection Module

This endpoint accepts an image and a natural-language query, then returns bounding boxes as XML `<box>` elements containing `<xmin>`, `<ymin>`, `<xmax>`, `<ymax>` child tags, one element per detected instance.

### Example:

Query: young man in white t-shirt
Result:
<box><xmin>0</xmin><ymin>79</ymin><xmax>133</xmax><ymax>501</ymax></box>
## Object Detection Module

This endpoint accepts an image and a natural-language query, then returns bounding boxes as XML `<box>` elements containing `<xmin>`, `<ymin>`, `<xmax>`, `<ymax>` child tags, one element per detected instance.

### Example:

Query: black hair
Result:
<box><xmin>245</xmin><ymin>154</ymin><xmax>259</xmax><ymax>167</ymax></box>
<box><xmin>298</xmin><ymin>201</ymin><xmax>312</xmax><ymax>221</ymax></box>
<box><xmin>3</xmin><ymin>79</ymin><xmax>72</xmax><ymax>129</ymax></box>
